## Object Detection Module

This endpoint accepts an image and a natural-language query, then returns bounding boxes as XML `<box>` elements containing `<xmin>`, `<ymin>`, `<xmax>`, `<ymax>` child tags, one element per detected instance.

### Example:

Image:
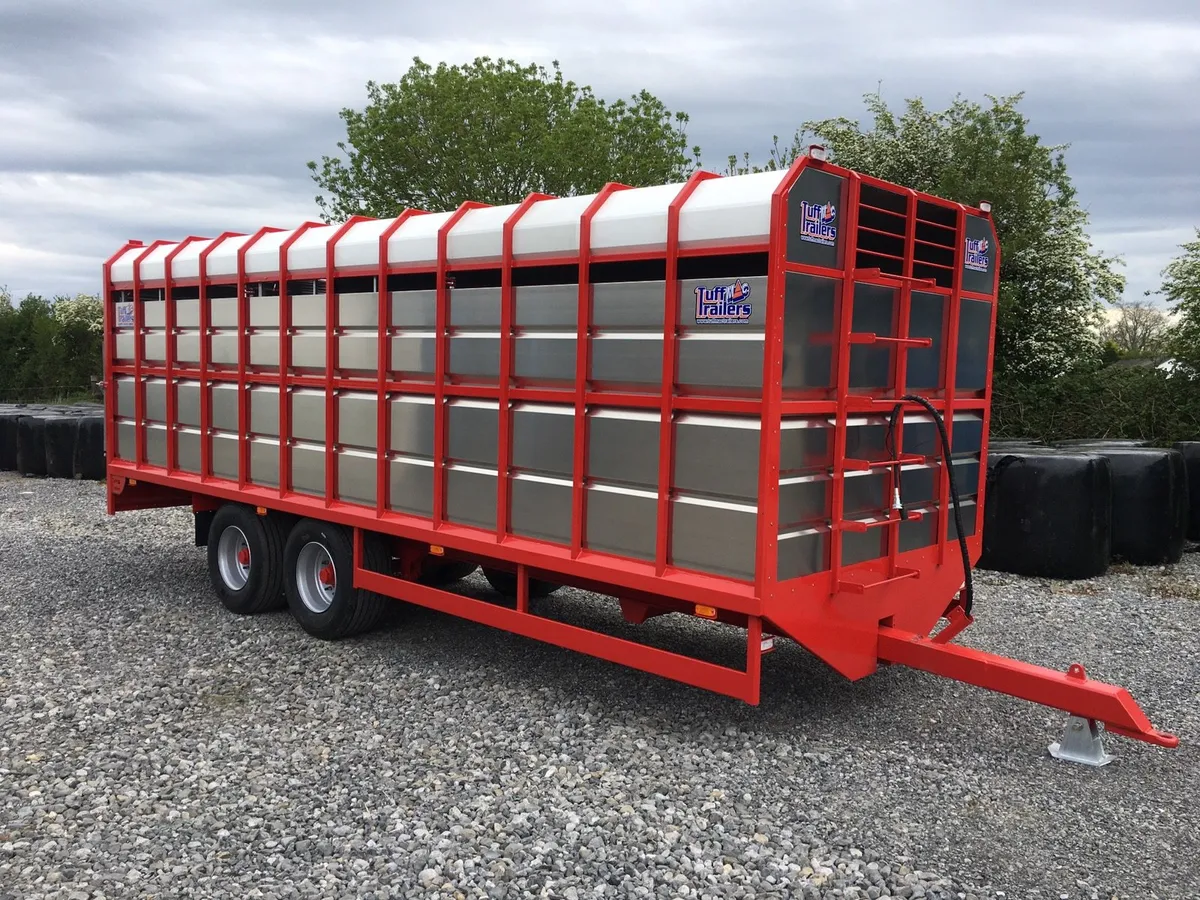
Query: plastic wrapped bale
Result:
<box><xmin>44</xmin><ymin>416</ymin><xmax>80</xmax><ymax>478</ymax></box>
<box><xmin>1172</xmin><ymin>441</ymin><xmax>1200</xmax><ymax>542</ymax></box>
<box><xmin>73</xmin><ymin>416</ymin><xmax>107</xmax><ymax>480</ymax></box>
<box><xmin>979</xmin><ymin>449</ymin><xmax>1112</xmax><ymax>579</ymax></box>
<box><xmin>1081</xmin><ymin>447</ymin><xmax>1188</xmax><ymax>565</ymax></box>
<box><xmin>16</xmin><ymin>415</ymin><xmax>49</xmax><ymax>477</ymax></box>
<box><xmin>0</xmin><ymin>411</ymin><xmax>22</xmax><ymax>470</ymax></box>
<box><xmin>1055</xmin><ymin>438</ymin><xmax>1152</xmax><ymax>449</ymax></box>
<box><xmin>987</xmin><ymin>438</ymin><xmax>1046</xmax><ymax>451</ymax></box>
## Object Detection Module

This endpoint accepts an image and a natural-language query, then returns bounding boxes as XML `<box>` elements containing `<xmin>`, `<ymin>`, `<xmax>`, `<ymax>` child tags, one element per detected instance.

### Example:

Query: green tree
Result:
<box><xmin>1156</xmin><ymin>228</ymin><xmax>1200</xmax><ymax>374</ymax></box>
<box><xmin>308</xmin><ymin>56</ymin><xmax>702</xmax><ymax>221</ymax></box>
<box><xmin>1098</xmin><ymin>299</ymin><xmax>1171</xmax><ymax>359</ymax></box>
<box><xmin>0</xmin><ymin>290</ymin><xmax>102</xmax><ymax>402</ymax></box>
<box><xmin>738</xmin><ymin>92</ymin><xmax>1122</xmax><ymax>383</ymax></box>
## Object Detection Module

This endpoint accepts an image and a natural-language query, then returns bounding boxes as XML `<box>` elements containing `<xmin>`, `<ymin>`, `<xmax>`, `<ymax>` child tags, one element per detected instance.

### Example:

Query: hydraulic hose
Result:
<box><xmin>887</xmin><ymin>394</ymin><xmax>974</xmax><ymax>617</ymax></box>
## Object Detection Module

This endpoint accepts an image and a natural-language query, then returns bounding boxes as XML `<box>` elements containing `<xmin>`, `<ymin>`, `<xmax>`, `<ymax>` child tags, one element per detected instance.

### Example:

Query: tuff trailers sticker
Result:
<box><xmin>116</xmin><ymin>304</ymin><xmax>134</xmax><ymax>327</ymax></box>
<box><xmin>799</xmin><ymin>200</ymin><xmax>837</xmax><ymax>247</ymax></box>
<box><xmin>694</xmin><ymin>279</ymin><xmax>753</xmax><ymax>324</ymax></box>
<box><xmin>965</xmin><ymin>237</ymin><xmax>990</xmax><ymax>273</ymax></box>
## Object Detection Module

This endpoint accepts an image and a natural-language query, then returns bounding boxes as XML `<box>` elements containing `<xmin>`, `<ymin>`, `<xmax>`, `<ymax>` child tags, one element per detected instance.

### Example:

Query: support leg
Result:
<box><xmin>1049</xmin><ymin>716</ymin><xmax>1115</xmax><ymax>767</ymax></box>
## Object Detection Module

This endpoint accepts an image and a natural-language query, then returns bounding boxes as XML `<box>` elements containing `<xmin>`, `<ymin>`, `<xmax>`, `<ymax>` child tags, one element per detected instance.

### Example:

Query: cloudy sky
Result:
<box><xmin>2</xmin><ymin>0</ymin><xmax>1198</xmax><ymax>304</ymax></box>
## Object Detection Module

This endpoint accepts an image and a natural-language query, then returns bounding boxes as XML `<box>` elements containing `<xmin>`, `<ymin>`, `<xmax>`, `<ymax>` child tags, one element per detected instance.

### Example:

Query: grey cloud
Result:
<box><xmin>1</xmin><ymin>0</ymin><xmax>1198</xmax><ymax>302</ymax></box>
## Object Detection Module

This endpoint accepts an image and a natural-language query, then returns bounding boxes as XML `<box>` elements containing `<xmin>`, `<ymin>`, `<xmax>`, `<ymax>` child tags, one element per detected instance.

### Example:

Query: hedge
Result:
<box><xmin>991</xmin><ymin>364</ymin><xmax>1200</xmax><ymax>447</ymax></box>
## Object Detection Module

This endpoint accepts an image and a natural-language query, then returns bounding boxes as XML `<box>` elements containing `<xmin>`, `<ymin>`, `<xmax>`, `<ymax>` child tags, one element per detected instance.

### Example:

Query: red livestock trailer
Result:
<box><xmin>101</xmin><ymin>148</ymin><xmax>1177</xmax><ymax>762</ymax></box>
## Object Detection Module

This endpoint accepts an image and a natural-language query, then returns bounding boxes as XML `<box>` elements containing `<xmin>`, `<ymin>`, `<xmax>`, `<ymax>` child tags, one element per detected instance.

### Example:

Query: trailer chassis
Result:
<box><xmin>108</xmin><ymin>474</ymin><xmax>1179</xmax><ymax>759</ymax></box>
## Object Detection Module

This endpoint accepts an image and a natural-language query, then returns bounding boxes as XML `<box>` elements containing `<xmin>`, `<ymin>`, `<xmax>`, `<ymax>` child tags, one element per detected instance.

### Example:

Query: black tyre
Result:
<box><xmin>283</xmin><ymin>519</ymin><xmax>390</xmax><ymax>640</ymax></box>
<box><xmin>481</xmin><ymin>566</ymin><xmax>561</xmax><ymax>599</ymax></box>
<box><xmin>206</xmin><ymin>504</ymin><xmax>287</xmax><ymax>614</ymax></box>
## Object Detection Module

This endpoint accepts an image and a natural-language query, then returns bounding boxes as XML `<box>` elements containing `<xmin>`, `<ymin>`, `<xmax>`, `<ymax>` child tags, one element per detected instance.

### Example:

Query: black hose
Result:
<box><xmin>886</xmin><ymin>394</ymin><xmax>974</xmax><ymax>617</ymax></box>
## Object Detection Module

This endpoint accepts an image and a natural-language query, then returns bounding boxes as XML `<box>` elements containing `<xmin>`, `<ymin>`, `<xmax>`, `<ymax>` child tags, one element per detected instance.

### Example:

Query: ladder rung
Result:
<box><xmin>840</xmin><ymin>509</ymin><xmax>923</xmax><ymax>533</ymax></box>
<box><xmin>847</xmin><ymin>332</ymin><xmax>933</xmax><ymax>348</ymax></box>
<box><xmin>836</xmin><ymin>567</ymin><xmax>921</xmax><ymax>594</ymax></box>
<box><xmin>843</xmin><ymin>454</ymin><xmax>927</xmax><ymax>471</ymax></box>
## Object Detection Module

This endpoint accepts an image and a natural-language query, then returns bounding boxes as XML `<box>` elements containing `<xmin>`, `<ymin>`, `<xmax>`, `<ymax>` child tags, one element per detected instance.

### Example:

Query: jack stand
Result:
<box><xmin>1049</xmin><ymin>716</ymin><xmax>1115</xmax><ymax>767</ymax></box>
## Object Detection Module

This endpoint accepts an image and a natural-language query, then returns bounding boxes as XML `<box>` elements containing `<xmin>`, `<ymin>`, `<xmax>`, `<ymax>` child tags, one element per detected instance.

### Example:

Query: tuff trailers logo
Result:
<box><xmin>799</xmin><ymin>201</ymin><xmax>837</xmax><ymax>246</ymax></box>
<box><xmin>965</xmin><ymin>237</ymin><xmax>990</xmax><ymax>273</ymax></box>
<box><xmin>116</xmin><ymin>304</ymin><xmax>134</xmax><ymax>327</ymax></box>
<box><xmin>695</xmin><ymin>279</ymin><xmax>753</xmax><ymax>324</ymax></box>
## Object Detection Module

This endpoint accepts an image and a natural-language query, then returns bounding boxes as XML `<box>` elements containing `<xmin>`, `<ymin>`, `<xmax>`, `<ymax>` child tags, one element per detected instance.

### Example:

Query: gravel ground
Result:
<box><xmin>1</xmin><ymin>475</ymin><xmax>1197</xmax><ymax>900</ymax></box>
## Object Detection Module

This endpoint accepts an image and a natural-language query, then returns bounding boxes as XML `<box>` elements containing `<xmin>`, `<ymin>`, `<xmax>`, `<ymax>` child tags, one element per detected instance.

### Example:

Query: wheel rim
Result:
<box><xmin>296</xmin><ymin>541</ymin><xmax>337</xmax><ymax>614</ymax></box>
<box><xmin>216</xmin><ymin>525</ymin><xmax>251</xmax><ymax>591</ymax></box>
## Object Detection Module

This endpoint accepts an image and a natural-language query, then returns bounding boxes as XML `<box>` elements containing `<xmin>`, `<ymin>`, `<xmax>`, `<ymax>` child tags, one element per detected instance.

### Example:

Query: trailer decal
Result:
<box><xmin>799</xmin><ymin>200</ymin><xmax>837</xmax><ymax>246</ymax></box>
<box><xmin>694</xmin><ymin>279</ymin><xmax>753</xmax><ymax>324</ymax></box>
<box><xmin>965</xmin><ymin>236</ymin><xmax>990</xmax><ymax>273</ymax></box>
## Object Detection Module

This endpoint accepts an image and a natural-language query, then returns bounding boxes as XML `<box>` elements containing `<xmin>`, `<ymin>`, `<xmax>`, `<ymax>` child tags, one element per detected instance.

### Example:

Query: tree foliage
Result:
<box><xmin>1098</xmin><ymin>299</ymin><xmax>1172</xmax><ymax>359</ymax></box>
<box><xmin>1156</xmin><ymin>228</ymin><xmax>1200</xmax><ymax>373</ymax></box>
<box><xmin>309</xmin><ymin>57</ymin><xmax>702</xmax><ymax>220</ymax></box>
<box><xmin>0</xmin><ymin>288</ymin><xmax>103</xmax><ymax>402</ymax></box>
<box><xmin>991</xmin><ymin>363</ymin><xmax>1199</xmax><ymax>446</ymax></box>
<box><xmin>737</xmin><ymin>92</ymin><xmax>1123</xmax><ymax>384</ymax></box>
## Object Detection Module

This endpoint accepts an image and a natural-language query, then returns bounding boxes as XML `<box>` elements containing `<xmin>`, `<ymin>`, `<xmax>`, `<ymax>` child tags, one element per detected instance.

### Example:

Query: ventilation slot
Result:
<box><xmin>913</xmin><ymin>200</ymin><xmax>957</xmax><ymax>289</ymax></box>
<box><xmin>855</xmin><ymin>184</ymin><xmax>906</xmax><ymax>277</ymax></box>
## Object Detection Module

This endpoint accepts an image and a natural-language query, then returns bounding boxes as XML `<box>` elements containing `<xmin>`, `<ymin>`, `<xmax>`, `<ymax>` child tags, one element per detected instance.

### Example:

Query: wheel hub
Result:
<box><xmin>296</xmin><ymin>542</ymin><xmax>337</xmax><ymax>614</ymax></box>
<box><xmin>216</xmin><ymin>526</ymin><xmax>251</xmax><ymax>591</ymax></box>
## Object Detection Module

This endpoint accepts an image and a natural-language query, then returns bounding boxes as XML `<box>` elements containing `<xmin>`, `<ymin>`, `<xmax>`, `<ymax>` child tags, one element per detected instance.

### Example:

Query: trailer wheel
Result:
<box><xmin>481</xmin><ymin>566</ymin><xmax>561</xmax><ymax>599</ymax></box>
<box><xmin>206</xmin><ymin>504</ymin><xmax>287</xmax><ymax>615</ymax></box>
<box><xmin>283</xmin><ymin>519</ymin><xmax>390</xmax><ymax>640</ymax></box>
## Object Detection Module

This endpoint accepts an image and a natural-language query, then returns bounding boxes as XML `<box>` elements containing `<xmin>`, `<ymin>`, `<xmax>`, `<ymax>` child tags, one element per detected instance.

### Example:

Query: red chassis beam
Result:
<box><xmin>878</xmin><ymin>624</ymin><xmax>1178</xmax><ymax>748</ymax></box>
<box><xmin>107</xmin><ymin>463</ymin><xmax>1178</xmax><ymax>750</ymax></box>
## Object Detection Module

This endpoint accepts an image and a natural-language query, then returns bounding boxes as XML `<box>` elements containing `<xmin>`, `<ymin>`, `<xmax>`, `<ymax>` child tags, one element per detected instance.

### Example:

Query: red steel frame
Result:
<box><xmin>101</xmin><ymin>156</ymin><xmax>1178</xmax><ymax>750</ymax></box>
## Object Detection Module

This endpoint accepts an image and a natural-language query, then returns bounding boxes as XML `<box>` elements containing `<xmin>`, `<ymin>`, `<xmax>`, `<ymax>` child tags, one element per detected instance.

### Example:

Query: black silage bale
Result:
<box><xmin>1172</xmin><ymin>441</ymin><xmax>1200</xmax><ymax>542</ymax></box>
<box><xmin>1054</xmin><ymin>438</ymin><xmax>1152</xmax><ymax>449</ymax></box>
<box><xmin>73</xmin><ymin>416</ymin><xmax>108</xmax><ymax>480</ymax></box>
<box><xmin>44</xmin><ymin>416</ymin><xmax>80</xmax><ymax>478</ymax></box>
<box><xmin>979</xmin><ymin>449</ymin><xmax>1112</xmax><ymax>580</ymax></box>
<box><xmin>0</xmin><ymin>411</ymin><xmax>23</xmax><ymax>470</ymax></box>
<box><xmin>16</xmin><ymin>415</ymin><xmax>49</xmax><ymax>477</ymax></box>
<box><xmin>1082</xmin><ymin>447</ymin><xmax>1187</xmax><ymax>565</ymax></box>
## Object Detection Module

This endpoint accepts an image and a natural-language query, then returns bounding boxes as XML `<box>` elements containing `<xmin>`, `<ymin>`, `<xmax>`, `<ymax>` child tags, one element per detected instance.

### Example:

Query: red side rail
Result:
<box><xmin>352</xmin><ymin>528</ymin><xmax>764</xmax><ymax>704</ymax></box>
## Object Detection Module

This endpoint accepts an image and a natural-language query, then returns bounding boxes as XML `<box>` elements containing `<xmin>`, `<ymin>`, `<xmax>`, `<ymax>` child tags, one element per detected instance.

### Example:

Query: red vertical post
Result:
<box><xmin>197</xmin><ymin>232</ymin><xmax>243</xmax><ymax>482</ymax></box>
<box><xmin>656</xmin><ymin>171</ymin><xmax>719</xmax><ymax>574</ymax></box>
<box><xmin>974</xmin><ymin>209</ymin><xmax>1001</xmax><ymax>540</ymax></box>
<box><xmin>497</xmin><ymin>193</ymin><xmax>554</xmax><ymax>541</ymax></box>
<box><xmin>163</xmin><ymin>237</ymin><xmax>206</xmax><ymax>474</ymax></box>
<box><xmin>570</xmin><ymin>183</ymin><xmax>630</xmax><ymax>558</ymax></box>
<box><xmin>235</xmin><ymin>227</ymin><xmax>283</xmax><ymax>491</ymax></box>
<box><xmin>433</xmin><ymin>202</ymin><xmax>489</xmax><ymax>527</ymax></box>
<box><xmin>130</xmin><ymin>241</ymin><xmax>172</xmax><ymax>467</ymax></box>
<box><xmin>936</xmin><ymin>207</ymin><xmax>968</xmax><ymax>566</ymax></box>
<box><xmin>102</xmin><ymin>241</ymin><xmax>142</xmax><ymax>501</ymax></box>
<box><xmin>375</xmin><ymin>209</ymin><xmax>428</xmax><ymax>517</ymax></box>
<box><xmin>753</xmin><ymin>161</ymin><xmax>805</xmax><ymax>598</ymax></box>
<box><xmin>744</xmin><ymin>615</ymin><xmax>764</xmax><ymax>704</ymax></box>
<box><xmin>828</xmin><ymin>173</ymin><xmax>863</xmax><ymax>593</ymax></box>
<box><xmin>323</xmin><ymin>215</ymin><xmax>372</xmax><ymax>507</ymax></box>
<box><xmin>278</xmin><ymin>222</ymin><xmax>322</xmax><ymax>499</ymax></box>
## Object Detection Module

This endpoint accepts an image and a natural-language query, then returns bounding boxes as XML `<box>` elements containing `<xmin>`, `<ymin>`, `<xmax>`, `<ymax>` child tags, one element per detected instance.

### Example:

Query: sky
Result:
<box><xmin>2</xmin><ymin>0</ymin><xmax>1198</xmax><ymax>305</ymax></box>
